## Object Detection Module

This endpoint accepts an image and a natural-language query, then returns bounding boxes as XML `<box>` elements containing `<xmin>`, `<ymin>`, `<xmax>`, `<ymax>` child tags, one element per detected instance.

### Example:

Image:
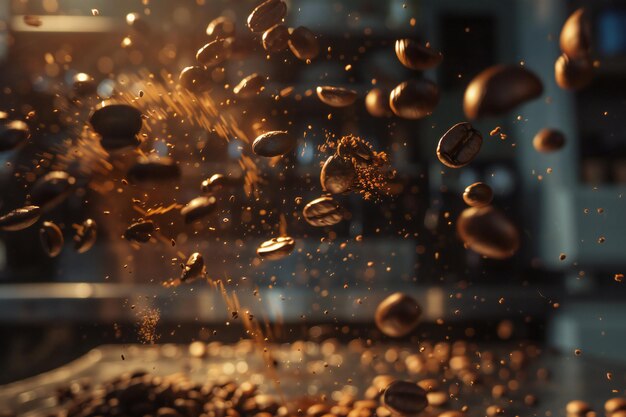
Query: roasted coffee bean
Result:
<box><xmin>206</xmin><ymin>16</ymin><xmax>236</xmax><ymax>40</ymax></box>
<box><xmin>308</xmin><ymin>404</ymin><xmax>330</xmax><ymax>417</ymax></box>
<box><xmin>39</xmin><ymin>221</ymin><xmax>63</xmax><ymax>257</ymax></box>
<box><xmin>71</xmin><ymin>72</ymin><xmax>97</xmax><ymax>97</ymax></box>
<box><xmin>0</xmin><ymin>205</ymin><xmax>40</xmax><ymax>231</ymax></box>
<box><xmin>560</xmin><ymin>8</ymin><xmax>591</xmax><ymax>59</ymax></box>
<box><xmin>382</xmin><ymin>381</ymin><xmax>428</xmax><ymax>417</ymax></box>
<box><xmin>457</xmin><ymin>206</ymin><xmax>519</xmax><ymax>259</ymax></box>
<box><xmin>375</xmin><ymin>292</ymin><xmax>422</xmax><ymax>338</ymax></box>
<box><xmin>127</xmin><ymin>155</ymin><xmax>181</xmax><ymax>182</ymax></box>
<box><xmin>365</xmin><ymin>88</ymin><xmax>393</xmax><ymax>118</ymax></box>
<box><xmin>202</xmin><ymin>174</ymin><xmax>226</xmax><ymax>193</ymax></box>
<box><xmin>395</xmin><ymin>39</ymin><xmax>443</xmax><ymax>70</ymax></box>
<box><xmin>337</xmin><ymin>137</ymin><xmax>375</xmax><ymax>167</ymax></box>
<box><xmin>605</xmin><ymin>398</ymin><xmax>626</xmax><ymax>414</ymax></box>
<box><xmin>126</xmin><ymin>12</ymin><xmax>150</xmax><ymax>35</ymax></box>
<box><xmin>179</xmin><ymin>66</ymin><xmax>212</xmax><ymax>92</ymax></box>
<box><xmin>124</xmin><ymin>220</ymin><xmax>155</xmax><ymax>243</ymax></box>
<box><xmin>256</xmin><ymin>236</ymin><xmax>295</xmax><ymax>260</ymax></box>
<box><xmin>74</xmin><ymin>218</ymin><xmax>97</xmax><ymax>253</ymax></box>
<box><xmin>320</xmin><ymin>155</ymin><xmax>356</xmax><ymax>194</ymax></box>
<box><xmin>262</xmin><ymin>24</ymin><xmax>289</xmax><ymax>52</ymax></box>
<box><xmin>303</xmin><ymin>196</ymin><xmax>343</xmax><ymax>227</ymax></box>
<box><xmin>463</xmin><ymin>65</ymin><xmax>543</xmax><ymax>119</ymax></box>
<box><xmin>252</xmin><ymin>131</ymin><xmax>296</xmax><ymax>157</ymax></box>
<box><xmin>196</xmin><ymin>38</ymin><xmax>233</xmax><ymax>67</ymax></box>
<box><xmin>316</xmin><ymin>86</ymin><xmax>358</xmax><ymax>108</ymax></box>
<box><xmin>555</xmin><ymin>53</ymin><xmax>593</xmax><ymax>90</ymax></box>
<box><xmin>181</xmin><ymin>196</ymin><xmax>217</xmax><ymax>223</ymax></box>
<box><xmin>181</xmin><ymin>252</ymin><xmax>205</xmax><ymax>282</ymax></box>
<box><xmin>533</xmin><ymin>128</ymin><xmax>566</xmax><ymax>153</ymax></box>
<box><xmin>247</xmin><ymin>0</ymin><xmax>287</xmax><ymax>33</ymax></box>
<box><xmin>0</xmin><ymin>120</ymin><xmax>30</xmax><ymax>152</ymax></box>
<box><xmin>566</xmin><ymin>401</ymin><xmax>592</xmax><ymax>415</ymax></box>
<box><xmin>389</xmin><ymin>80</ymin><xmax>440</xmax><ymax>119</ymax></box>
<box><xmin>463</xmin><ymin>182</ymin><xmax>493</xmax><ymax>207</ymax></box>
<box><xmin>233</xmin><ymin>74</ymin><xmax>266</xmax><ymax>98</ymax></box>
<box><xmin>30</xmin><ymin>171</ymin><xmax>76</xmax><ymax>210</ymax></box>
<box><xmin>288</xmin><ymin>26</ymin><xmax>319</xmax><ymax>60</ymax></box>
<box><xmin>90</xmin><ymin>103</ymin><xmax>143</xmax><ymax>142</ymax></box>
<box><xmin>436</xmin><ymin>122</ymin><xmax>483</xmax><ymax>168</ymax></box>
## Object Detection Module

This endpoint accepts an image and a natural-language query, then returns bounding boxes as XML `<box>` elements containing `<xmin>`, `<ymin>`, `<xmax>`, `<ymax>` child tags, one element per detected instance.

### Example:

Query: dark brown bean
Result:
<box><xmin>39</xmin><ymin>221</ymin><xmax>63</xmax><ymax>257</ymax></box>
<box><xmin>533</xmin><ymin>128</ymin><xmax>566</xmax><ymax>153</ymax></box>
<box><xmin>389</xmin><ymin>80</ymin><xmax>440</xmax><ymax>120</ymax></box>
<box><xmin>89</xmin><ymin>103</ymin><xmax>143</xmax><ymax>145</ymax></box>
<box><xmin>252</xmin><ymin>131</ymin><xmax>296</xmax><ymax>157</ymax></box>
<box><xmin>71</xmin><ymin>72</ymin><xmax>97</xmax><ymax>97</ymax></box>
<box><xmin>457</xmin><ymin>206</ymin><xmax>519</xmax><ymax>259</ymax></box>
<box><xmin>463</xmin><ymin>182</ymin><xmax>493</xmax><ymax>207</ymax></box>
<box><xmin>436</xmin><ymin>122</ymin><xmax>483</xmax><ymax>168</ymax></box>
<box><xmin>395</xmin><ymin>39</ymin><xmax>443</xmax><ymax>70</ymax></box>
<box><xmin>124</xmin><ymin>220</ymin><xmax>155</xmax><ymax>243</ymax></box>
<box><xmin>365</xmin><ymin>88</ymin><xmax>392</xmax><ymax>118</ymax></box>
<box><xmin>463</xmin><ymin>65</ymin><xmax>543</xmax><ymax>119</ymax></box>
<box><xmin>233</xmin><ymin>74</ymin><xmax>266</xmax><ymax>98</ymax></box>
<box><xmin>262</xmin><ymin>24</ymin><xmax>289</xmax><ymax>52</ymax></box>
<box><xmin>179</xmin><ymin>66</ymin><xmax>212</xmax><ymax>92</ymax></box>
<box><xmin>560</xmin><ymin>8</ymin><xmax>591</xmax><ymax>59</ymax></box>
<box><xmin>382</xmin><ymin>381</ymin><xmax>428</xmax><ymax>417</ymax></box>
<box><xmin>303</xmin><ymin>196</ymin><xmax>343</xmax><ymax>227</ymax></box>
<box><xmin>0</xmin><ymin>205</ymin><xmax>40</xmax><ymax>231</ymax></box>
<box><xmin>555</xmin><ymin>53</ymin><xmax>593</xmax><ymax>90</ymax></box>
<box><xmin>74</xmin><ymin>219</ymin><xmax>97</xmax><ymax>253</ymax></box>
<box><xmin>337</xmin><ymin>137</ymin><xmax>375</xmax><ymax>167</ymax></box>
<box><xmin>316</xmin><ymin>86</ymin><xmax>358</xmax><ymax>108</ymax></box>
<box><xmin>206</xmin><ymin>16</ymin><xmax>236</xmax><ymax>40</ymax></box>
<box><xmin>126</xmin><ymin>12</ymin><xmax>150</xmax><ymax>35</ymax></box>
<box><xmin>288</xmin><ymin>26</ymin><xmax>319</xmax><ymax>60</ymax></box>
<box><xmin>605</xmin><ymin>398</ymin><xmax>626</xmax><ymax>414</ymax></box>
<box><xmin>30</xmin><ymin>171</ymin><xmax>76</xmax><ymax>210</ymax></box>
<box><xmin>196</xmin><ymin>38</ymin><xmax>233</xmax><ymax>67</ymax></box>
<box><xmin>375</xmin><ymin>292</ymin><xmax>422</xmax><ymax>338</ymax></box>
<box><xmin>181</xmin><ymin>196</ymin><xmax>217</xmax><ymax>224</ymax></box>
<box><xmin>247</xmin><ymin>0</ymin><xmax>287</xmax><ymax>33</ymax></box>
<box><xmin>0</xmin><ymin>120</ymin><xmax>30</xmax><ymax>152</ymax></box>
<box><xmin>320</xmin><ymin>155</ymin><xmax>356</xmax><ymax>194</ymax></box>
<box><xmin>181</xmin><ymin>252</ymin><xmax>205</xmax><ymax>282</ymax></box>
<box><xmin>256</xmin><ymin>236</ymin><xmax>295</xmax><ymax>260</ymax></box>
<box><xmin>127</xmin><ymin>155</ymin><xmax>181</xmax><ymax>182</ymax></box>
<box><xmin>566</xmin><ymin>401</ymin><xmax>592</xmax><ymax>415</ymax></box>
<box><xmin>202</xmin><ymin>174</ymin><xmax>226</xmax><ymax>193</ymax></box>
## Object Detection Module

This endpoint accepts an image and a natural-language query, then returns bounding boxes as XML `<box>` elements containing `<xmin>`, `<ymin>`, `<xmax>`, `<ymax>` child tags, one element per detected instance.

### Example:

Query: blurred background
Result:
<box><xmin>0</xmin><ymin>0</ymin><xmax>625</xmax><ymax>385</ymax></box>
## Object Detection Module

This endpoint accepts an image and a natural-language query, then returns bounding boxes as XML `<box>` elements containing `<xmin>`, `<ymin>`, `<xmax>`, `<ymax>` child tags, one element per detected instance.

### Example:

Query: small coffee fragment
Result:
<box><xmin>554</xmin><ymin>53</ymin><xmax>593</xmax><ymax>90</ymax></box>
<box><xmin>395</xmin><ymin>39</ymin><xmax>443</xmax><ymax>70</ymax></box>
<box><xmin>181</xmin><ymin>252</ymin><xmax>205</xmax><ymax>282</ymax></box>
<box><xmin>303</xmin><ymin>197</ymin><xmax>343</xmax><ymax>227</ymax></box>
<box><xmin>257</xmin><ymin>236</ymin><xmax>295</xmax><ymax>260</ymax></box>
<box><xmin>181</xmin><ymin>196</ymin><xmax>217</xmax><ymax>224</ymax></box>
<box><xmin>39</xmin><ymin>221</ymin><xmax>63</xmax><ymax>258</ymax></box>
<box><xmin>74</xmin><ymin>219</ymin><xmax>97</xmax><ymax>253</ymax></box>
<box><xmin>533</xmin><ymin>129</ymin><xmax>566</xmax><ymax>153</ymax></box>
<box><xmin>382</xmin><ymin>381</ymin><xmax>428</xmax><ymax>417</ymax></box>
<box><xmin>389</xmin><ymin>80</ymin><xmax>440</xmax><ymax>120</ymax></box>
<box><xmin>436</xmin><ymin>122</ymin><xmax>483</xmax><ymax>168</ymax></box>
<box><xmin>288</xmin><ymin>26</ymin><xmax>319</xmax><ymax>60</ymax></box>
<box><xmin>375</xmin><ymin>292</ymin><xmax>422</xmax><ymax>338</ymax></box>
<box><xmin>247</xmin><ymin>0</ymin><xmax>287</xmax><ymax>33</ymax></box>
<box><xmin>320</xmin><ymin>155</ymin><xmax>356</xmax><ymax>194</ymax></box>
<box><xmin>463</xmin><ymin>65</ymin><xmax>543</xmax><ymax>119</ymax></box>
<box><xmin>457</xmin><ymin>206</ymin><xmax>519</xmax><ymax>259</ymax></box>
<box><xmin>252</xmin><ymin>131</ymin><xmax>296</xmax><ymax>157</ymax></box>
<box><xmin>233</xmin><ymin>74</ymin><xmax>266</xmax><ymax>98</ymax></box>
<box><xmin>316</xmin><ymin>86</ymin><xmax>358</xmax><ymax>108</ymax></box>
<box><xmin>124</xmin><ymin>220</ymin><xmax>155</xmax><ymax>243</ymax></box>
<box><xmin>262</xmin><ymin>24</ymin><xmax>289</xmax><ymax>52</ymax></box>
<box><xmin>463</xmin><ymin>182</ymin><xmax>493</xmax><ymax>207</ymax></box>
<box><xmin>365</xmin><ymin>88</ymin><xmax>393</xmax><ymax>118</ymax></box>
<box><xmin>0</xmin><ymin>205</ymin><xmax>40</xmax><ymax>231</ymax></box>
